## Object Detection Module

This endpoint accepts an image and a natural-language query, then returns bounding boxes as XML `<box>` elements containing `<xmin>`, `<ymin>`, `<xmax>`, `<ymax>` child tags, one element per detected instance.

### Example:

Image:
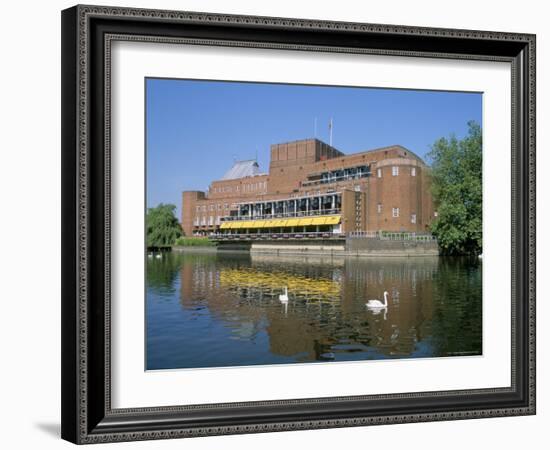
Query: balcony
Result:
<box><xmin>301</xmin><ymin>166</ymin><xmax>370</xmax><ymax>187</ymax></box>
<box><xmin>221</xmin><ymin>207</ymin><xmax>341</xmax><ymax>222</ymax></box>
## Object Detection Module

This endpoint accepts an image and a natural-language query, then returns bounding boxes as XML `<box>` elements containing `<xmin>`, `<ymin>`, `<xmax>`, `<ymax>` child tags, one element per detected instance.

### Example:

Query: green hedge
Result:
<box><xmin>174</xmin><ymin>237</ymin><xmax>216</xmax><ymax>247</ymax></box>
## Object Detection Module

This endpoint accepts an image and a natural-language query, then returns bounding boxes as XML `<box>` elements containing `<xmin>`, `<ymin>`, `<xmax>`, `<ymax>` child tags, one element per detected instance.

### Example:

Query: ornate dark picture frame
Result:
<box><xmin>61</xmin><ymin>4</ymin><xmax>536</xmax><ymax>444</ymax></box>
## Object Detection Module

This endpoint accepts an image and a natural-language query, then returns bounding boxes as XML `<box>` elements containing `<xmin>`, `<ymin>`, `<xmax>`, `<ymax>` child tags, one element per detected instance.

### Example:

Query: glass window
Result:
<box><xmin>377</xmin><ymin>203</ymin><xmax>382</xmax><ymax>214</ymax></box>
<box><xmin>392</xmin><ymin>166</ymin><xmax>399</xmax><ymax>176</ymax></box>
<box><xmin>392</xmin><ymin>207</ymin><xmax>399</xmax><ymax>218</ymax></box>
<box><xmin>411</xmin><ymin>213</ymin><xmax>416</xmax><ymax>224</ymax></box>
<box><xmin>411</xmin><ymin>167</ymin><xmax>416</xmax><ymax>177</ymax></box>
<box><xmin>377</xmin><ymin>168</ymin><xmax>382</xmax><ymax>178</ymax></box>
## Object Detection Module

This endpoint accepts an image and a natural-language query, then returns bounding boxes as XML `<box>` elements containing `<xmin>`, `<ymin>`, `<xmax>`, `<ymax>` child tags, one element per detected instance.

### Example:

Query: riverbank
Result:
<box><xmin>172</xmin><ymin>245</ymin><xmax>220</xmax><ymax>254</ymax></box>
<box><xmin>172</xmin><ymin>237</ymin><xmax>439</xmax><ymax>257</ymax></box>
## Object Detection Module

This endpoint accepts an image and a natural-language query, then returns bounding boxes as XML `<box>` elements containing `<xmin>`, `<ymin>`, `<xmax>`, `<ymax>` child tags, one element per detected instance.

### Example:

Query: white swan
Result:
<box><xmin>279</xmin><ymin>287</ymin><xmax>289</xmax><ymax>303</ymax></box>
<box><xmin>366</xmin><ymin>291</ymin><xmax>389</xmax><ymax>309</ymax></box>
<box><xmin>155</xmin><ymin>253</ymin><xmax>162</xmax><ymax>259</ymax></box>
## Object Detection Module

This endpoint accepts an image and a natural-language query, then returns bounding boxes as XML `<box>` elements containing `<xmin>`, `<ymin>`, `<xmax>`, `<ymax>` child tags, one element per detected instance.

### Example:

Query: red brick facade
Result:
<box><xmin>181</xmin><ymin>139</ymin><xmax>434</xmax><ymax>236</ymax></box>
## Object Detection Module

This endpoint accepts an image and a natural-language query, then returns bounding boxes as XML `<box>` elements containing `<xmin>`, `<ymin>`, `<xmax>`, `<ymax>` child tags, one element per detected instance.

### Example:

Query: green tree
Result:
<box><xmin>427</xmin><ymin>121</ymin><xmax>482</xmax><ymax>255</ymax></box>
<box><xmin>146</xmin><ymin>203</ymin><xmax>183</xmax><ymax>247</ymax></box>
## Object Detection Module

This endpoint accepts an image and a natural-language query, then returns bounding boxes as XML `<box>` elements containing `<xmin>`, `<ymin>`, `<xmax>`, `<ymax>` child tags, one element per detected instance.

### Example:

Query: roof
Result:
<box><xmin>360</xmin><ymin>145</ymin><xmax>424</xmax><ymax>162</ymax></box>
<box><xmin>221</xmin><ymin>160</ymin><xmax>262</xmax><ymax>180</ymax></box>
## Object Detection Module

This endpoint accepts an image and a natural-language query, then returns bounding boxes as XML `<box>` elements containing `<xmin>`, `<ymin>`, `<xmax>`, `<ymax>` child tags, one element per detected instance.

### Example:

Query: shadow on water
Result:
<box><xmin>146</xmin><ymin>251</ymin><xmax>482</xmax><ymax>370</ymax></box>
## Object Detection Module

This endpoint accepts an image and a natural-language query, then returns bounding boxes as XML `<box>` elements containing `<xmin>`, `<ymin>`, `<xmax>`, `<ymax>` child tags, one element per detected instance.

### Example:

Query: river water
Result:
<box><xmin>146</xmin><ymin>251</ymin><xmax>482</xmax><ymax>370</ymax></box>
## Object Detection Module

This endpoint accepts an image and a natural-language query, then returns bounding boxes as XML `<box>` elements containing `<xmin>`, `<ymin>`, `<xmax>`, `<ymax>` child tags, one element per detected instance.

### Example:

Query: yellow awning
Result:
<box><xmin>324</xmin><ymin>215</ymin><xmax>341</xmax><ymax>225</ymax></box>
<box><xmin>236</xmin><ymin>221</ymin><xmax>254</xmax><ymax>229</ymax></box>
<box><xmin>222</xmin><ymin>216</ymin><xmax>341</xmax><ymax>230</ymax></box>
<box><xmin>237</xmin><ymin>219</ymin><xmax>288</xmax><ymax>229</ymax></box>
<box><xmin>310</xmin><ymin>217</ymin><xmax>327</xmax><ymax>225</ymax></box>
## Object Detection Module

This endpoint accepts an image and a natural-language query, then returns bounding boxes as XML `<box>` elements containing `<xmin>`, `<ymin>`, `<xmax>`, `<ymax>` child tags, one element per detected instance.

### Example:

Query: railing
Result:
<box><xmin>347</xmin><ymin>231</ymin><xmax>380</xmax><ymax>239</ymax></box>
<box><xmin>210</xmin><ymin>231</ymin><xmax>346</xmax><ymax>241</ymax></box>
<box><xmin>347</xmin><ymin>231</ymin><xmax>437</xmax><ymax>242</ymax></box>
<box><xmin>221</xmin><ymin>208</ymin><xmax>341</xmax><ymax>222</ymax></box>
<box><xmin>301</xmin><ymin>172</ymin><xmax>371</xmax><ymax>187</ymax></box>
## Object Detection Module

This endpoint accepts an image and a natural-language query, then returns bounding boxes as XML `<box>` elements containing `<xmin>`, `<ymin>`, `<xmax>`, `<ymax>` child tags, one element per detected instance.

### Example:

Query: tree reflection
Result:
<box><xmin>430</xmin><ymin>257</ymin><xmax>482</xmax><ymax>356</ymax></box>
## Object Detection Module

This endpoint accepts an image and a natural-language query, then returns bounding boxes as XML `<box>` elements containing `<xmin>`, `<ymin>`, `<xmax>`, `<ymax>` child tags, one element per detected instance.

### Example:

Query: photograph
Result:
<box><xmin>57</xmin><ymin>2</ymin><xmax>537</xmax><ymax>445</ymax></box>
<box><xmin>145</xmin><ymin>79</ymin><xmax>483</xmax><ymax>370</ymax></box>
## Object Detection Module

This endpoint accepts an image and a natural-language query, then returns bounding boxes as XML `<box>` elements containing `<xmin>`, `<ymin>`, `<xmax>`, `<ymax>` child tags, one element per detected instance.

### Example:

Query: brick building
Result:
<box><xmin>181</xmin><ymin>138</ymin><xmax>434</xmax><ymax>237</ymax></box>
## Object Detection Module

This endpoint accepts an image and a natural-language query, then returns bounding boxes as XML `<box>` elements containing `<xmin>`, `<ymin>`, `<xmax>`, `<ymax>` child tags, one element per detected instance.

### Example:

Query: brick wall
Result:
<box><xmin>181</xmin><ymin>139</ymin><xmax>434</xmax><ymax>235</ymax></box>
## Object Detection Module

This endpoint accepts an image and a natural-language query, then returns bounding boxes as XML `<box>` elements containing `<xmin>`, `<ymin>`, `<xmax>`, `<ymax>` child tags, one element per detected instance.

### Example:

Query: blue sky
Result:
<box><xmin>146</xmin><ymin>78</ymin><xmax>481</xmax><ymax>214</ymax></box>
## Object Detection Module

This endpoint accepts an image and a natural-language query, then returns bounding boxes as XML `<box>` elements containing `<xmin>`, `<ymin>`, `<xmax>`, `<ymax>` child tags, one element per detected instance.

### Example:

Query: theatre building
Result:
<box><xmin>181</xmin><ymin>138</ymin><xmax>435</xmax><ymax>238</ymax></box>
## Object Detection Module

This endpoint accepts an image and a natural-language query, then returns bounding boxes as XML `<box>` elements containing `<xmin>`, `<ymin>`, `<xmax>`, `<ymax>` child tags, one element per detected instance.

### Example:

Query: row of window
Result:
<box><xmin>237</xmin><ymin>195</ymin><xmax>342</xmax><ymax>217</ymax></box>
<box><xmin>376</xmin><ymin>166</ymin><xmax>416</xmax><ymax>178</ymax></box>
<box><xmin>319</xmin><ymin>165</ymin><xmax>370</xmax><ymax>183</ymax></box>
<box><xmin>196</xmin><ymin>203</ymin><xmax>238</xmax><ymax>213</ymax></box>
<box><xmin>376</xmin><ymin>204</ymin><xmax>416</xmax><ymax>223</ymax></box>
<box><xmin>212</xmin><ymin>181</ymin><xmax>267</xmax><ymax>194</ymax></box>
<box><xmin>194</xmin><ymin>216</ymin><xmax>223</xmax><ymax>226</ymax></box>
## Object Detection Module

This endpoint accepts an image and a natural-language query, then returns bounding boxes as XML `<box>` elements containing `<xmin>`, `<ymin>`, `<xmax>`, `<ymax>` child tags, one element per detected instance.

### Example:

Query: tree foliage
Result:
<box><xmin>146</xmin><ymin>203</ymin><xmax>183</xmax><ymax>247</ymax></box>
<box><xmin>427</xmin><ymin>121</ymin><xmax>482</xmax><ymax>255</ymax></box>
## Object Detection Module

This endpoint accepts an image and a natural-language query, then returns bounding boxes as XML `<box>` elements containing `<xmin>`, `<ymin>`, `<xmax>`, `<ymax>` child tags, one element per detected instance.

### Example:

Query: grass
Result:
<box><xmin>174</xmin><ymin>237</ymin><xmax>216</xmax><ymax>247</ymax></box>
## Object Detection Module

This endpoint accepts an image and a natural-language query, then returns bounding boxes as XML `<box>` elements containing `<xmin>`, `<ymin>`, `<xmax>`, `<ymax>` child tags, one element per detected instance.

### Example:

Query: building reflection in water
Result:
<box><xmin>152</xmin><ymin>251</ymin><xmax>481</xmax><ymax>369</ymax></box>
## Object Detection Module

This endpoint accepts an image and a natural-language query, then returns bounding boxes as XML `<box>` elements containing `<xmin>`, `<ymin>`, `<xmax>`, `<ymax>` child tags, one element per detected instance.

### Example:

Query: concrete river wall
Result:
<box><xmin>210</xmin><ymin>237</ymin><xmax>439</xmax><ymax>257</ymax></box>
<box><xmin>344</xmin><ymin>237</ymin><xmax>439</xmax><ymax>256</ymax></box>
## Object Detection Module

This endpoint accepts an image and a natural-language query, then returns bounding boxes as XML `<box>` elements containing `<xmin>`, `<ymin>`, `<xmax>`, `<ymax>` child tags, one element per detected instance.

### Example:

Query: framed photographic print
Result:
<box><xmin>61</xmin><ymin>4</ymin><xmax>536</xmax><ymax>444</ymax></box>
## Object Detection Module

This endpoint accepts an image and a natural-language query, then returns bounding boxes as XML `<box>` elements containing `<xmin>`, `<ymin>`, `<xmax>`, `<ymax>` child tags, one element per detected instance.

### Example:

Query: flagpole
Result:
<box><xmin>329</xmin><ymin>118</ymin><xmax>333</xmax><ymax>146</ymax></box>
